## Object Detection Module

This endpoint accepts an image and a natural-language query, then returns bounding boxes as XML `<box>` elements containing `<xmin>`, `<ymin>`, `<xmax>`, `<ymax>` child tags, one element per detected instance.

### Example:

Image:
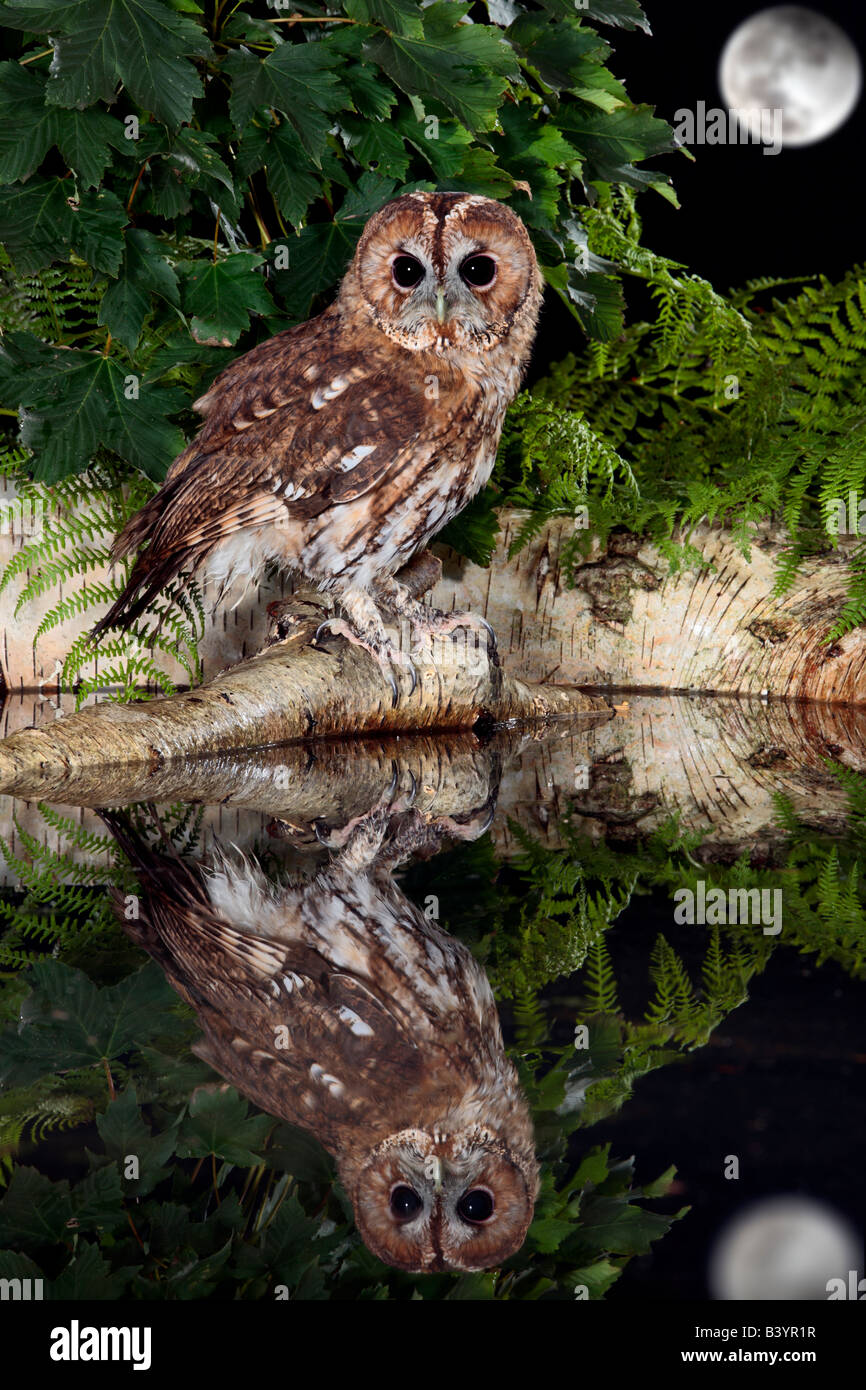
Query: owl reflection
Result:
<box><xmin>91</xmin><ymin>192</ymin><xmax>542</xmax><ymax>695</ymax></box>
<box><xmin>101</xmin><ymin>807</ymin><xmax>538</xmax><ymax>1272</ymax></box>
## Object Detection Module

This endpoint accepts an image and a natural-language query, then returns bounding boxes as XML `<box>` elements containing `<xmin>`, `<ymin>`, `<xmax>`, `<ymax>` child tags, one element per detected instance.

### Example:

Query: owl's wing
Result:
<box><xmin>92</xmin><ymin>311</ymin><xmax>452</xmax><ymax>634</ymax></box>
<box><xmin>176</xmin><ymin>912</ymin><xmax>432</xmax><ymax>1144</ymax></box>
<box><xmin>99</xmin><ymin>811</ymin><xmax>428</xmax><ymax>1133</ymax></box>
<box><xmin>190</xmin><ymin>951</ymin><xmax>429</xmax><ymax>1134</ymax></box>
<box><xmin>150</xmin><ymin>361</ymin><xmax>444</xmax><ymax>553</ymax></box>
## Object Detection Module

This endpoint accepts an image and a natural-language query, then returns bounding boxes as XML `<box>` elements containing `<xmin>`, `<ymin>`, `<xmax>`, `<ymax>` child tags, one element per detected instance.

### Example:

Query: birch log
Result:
<box><xmin>2</xmin><ymin>496</ymin><xmax>864</xmax><ymax>701</ymax></box>
<box><xmin>0</xmin><ymin>573</ymin><xmax>608</xmax><ymax>793</ymax></box>
<box><xmin>431</xmin><ymin>515</ymin><xmax>866</xmax><ymax>701</ymax></box>
<box><xmin>2</xmin><ymin>694</ymin><xmax>864</xmax><ymax>886</ymax></box>
<box><xmin>1</xmin><ymin>505</ymin><xmax>864</xmax><ymax>811</ymax></box>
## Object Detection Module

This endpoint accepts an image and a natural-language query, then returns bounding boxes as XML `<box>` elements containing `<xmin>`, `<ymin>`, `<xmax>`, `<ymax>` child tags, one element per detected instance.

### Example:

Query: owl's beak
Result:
<box><xmin>435</xmin><ymin>288</ymin><xmax>447</xmax><ymax>325</ymax></box>
<box><xmin>429</xmin><ymin>1155</ymin><xmax>444</xmax><ymax>1193</ymax></box>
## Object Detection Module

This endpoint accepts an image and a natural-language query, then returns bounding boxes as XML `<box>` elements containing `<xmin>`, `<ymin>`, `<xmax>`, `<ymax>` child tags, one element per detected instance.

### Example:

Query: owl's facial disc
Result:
<box><xmin>349</xmin><ymin>1129</ymin><xmax>536</xmax><ymax>1272</ymax></box>
<box><xmin>379</xmin><ymin>240</ymin><xmax>513</xmax><ymax>353</ymax></box>
<box><xmin>350</xmin><ymin>191</ymin><xmax>541</xmax><ymax>357</ymax></box>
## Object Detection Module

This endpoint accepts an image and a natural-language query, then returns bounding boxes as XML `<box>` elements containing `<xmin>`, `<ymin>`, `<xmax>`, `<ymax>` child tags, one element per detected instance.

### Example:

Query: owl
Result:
<box><xmin>100</xmin><ymin>804</ymin><xmax>539</xmax><ymax>1273</ymax></box>
<box><xmin>91</xmin><ymin>192</ymin><xmax>543</xmax><ymax>698</ymax></box>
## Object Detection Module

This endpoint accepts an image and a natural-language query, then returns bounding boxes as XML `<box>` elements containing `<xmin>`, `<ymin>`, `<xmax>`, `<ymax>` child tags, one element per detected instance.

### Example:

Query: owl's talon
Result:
<box><xmin>311</xmin><ymin>763</ymin><xmax>400</xmax><ymax>849</ymax></box>
<box><xmin>435</xmin><ymin>610</ymin><xmax>497</xmax><ymax>651</ymax></box>
<box><xmin>311</xmin><ymin>617</ymin><xmax>416</xmax><ymax>705</ymax></box>
<box><xmin>405</xmin><ymin>770</ymin><xmax>418</xmax><ymax>807</ymax></box>
<box><xmin>371</xmin><ymin>644</ymin><xmax>418</xmax><ymax>707</ymax></box>
<box><xmin>312</xmin><ymin>619</ymin><xmax>343</xmax><ymax>649</ymax></box>
<box><xmin>394</xmin><ymin>601</ymin><xmax>499</xmax><ymax>667</ymax></box>
<box><xmin>438</xmin><ymin>802</ymin><xmax>496</xmax><ymax>841</ymax></box>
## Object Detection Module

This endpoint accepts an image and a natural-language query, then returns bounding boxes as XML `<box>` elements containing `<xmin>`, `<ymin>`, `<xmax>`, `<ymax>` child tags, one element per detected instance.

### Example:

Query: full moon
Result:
<box><xmin>708</xmin><ymin>1196</ymin><xmax>861</xmax><ymax>1300</ymax></box>
<box><xmin>719</xmin><ymin>5</ymin><xmax>861</xmax><ymax>148</ymax></box>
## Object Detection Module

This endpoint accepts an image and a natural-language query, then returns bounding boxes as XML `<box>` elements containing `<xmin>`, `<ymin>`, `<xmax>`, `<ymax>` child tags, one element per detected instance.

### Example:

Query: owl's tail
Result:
<box><xmin>89</xmin><ymin>484</ymin><xmax>201</xmax><ymax>642</ymax></box>
<box><xmin>96</xmin><ymin>806</ymin><xmax>223</xmax><ymax>1013</ymax></box>
<box><xmin>89</xmin><ymin>562</ymin><xmax>164</xmax><ymax>642</ymax></box>
<box><xmin>96</xmin><ymin>807</ymin><xmax>203</xmax><ymax>939</ymax></box>
<box><xmin>97</xmin><ymin>809</ymin><xmax>289</xmax><ymax>1036</ymax></box>
<box><xmin>96</xmin><ymin>804</ymin><xmax>217</xmax><ymax>914</ymax></box>
<box><xmin>96</xmin><ymin>803</ymin><xmax>181</xmax><ymax>874</ymax></box>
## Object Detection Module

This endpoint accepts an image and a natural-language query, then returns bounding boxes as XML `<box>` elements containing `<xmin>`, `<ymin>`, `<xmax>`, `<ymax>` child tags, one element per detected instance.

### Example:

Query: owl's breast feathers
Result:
<box><xmin>91</xmin><ymin>304</ymin><xmax>514</xmax><ymax>637</ymax></box>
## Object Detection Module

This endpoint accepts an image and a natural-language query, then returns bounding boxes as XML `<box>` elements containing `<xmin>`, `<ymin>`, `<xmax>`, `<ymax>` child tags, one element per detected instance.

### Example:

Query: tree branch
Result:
<box><xmin>0</xmin><ymin>555</ymin><xmax>608</xmax><ymax>795</ymax></box>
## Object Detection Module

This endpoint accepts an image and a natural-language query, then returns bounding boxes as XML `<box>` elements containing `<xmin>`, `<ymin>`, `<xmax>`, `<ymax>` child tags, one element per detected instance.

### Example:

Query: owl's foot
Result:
<box><xmin>310</xmin><ymin>586</ymin><xmax>421</xmax><ymax>706</ymax></box>
<box><xmin>312</xmin><ymin>617</ymin><xmax>417</xmax><ymax>707</ymax></box>
<box><xmin>391</xmin><ymin>594</ymin><xmax>500</xmax><ymax>670</ymax></box>
<box><xmin>313</xmin><ymin>763</ymin><xmax>419</xmax><ymax>860</ymax></box>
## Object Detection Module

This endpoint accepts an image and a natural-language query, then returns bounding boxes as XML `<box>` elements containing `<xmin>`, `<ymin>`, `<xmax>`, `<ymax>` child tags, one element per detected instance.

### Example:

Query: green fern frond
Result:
<box><xmin>504</xmin><ymin>227</ymin><xmax>866</xmax><ymax>630</ymax></box>
<box><xmin>583</xmin><ymin>936</ymin><xmax>619</xmax><ymax>1014</ymax></box>
<box><xmin>645</xmin><ymin>934</ymin><xmax>697</xmax><ymax>1028</ymax></box>
<box><xmin>512</xmin><ymin>990</ymin><xmax>548</xmax><ymax>1053</ymax></box>
<box><xmin>35</xmin><ymin>805</ymin><xmax>117</xmax><ymax>857</ymax></box>
<box><xmin>33</xmin><ymin>581</ymin><xmax>122</xmax><ymax>643</ymax></box>
<box><xmin>0</xmin><ymin>249</ymin><xmax>103</xmax><ymax>343</ymax></box>
<box><xmin>0</xmin><ymin>451</ymin><xmax>203</xmax><ymax>701</ymax></box>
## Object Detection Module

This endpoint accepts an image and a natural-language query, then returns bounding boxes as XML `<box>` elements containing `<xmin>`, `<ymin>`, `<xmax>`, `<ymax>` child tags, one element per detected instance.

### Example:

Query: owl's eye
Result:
<box><xmin>391</xmin><ymin>255</ymin><xmax>425</xmax><ymax>290</ymax></box>
<box><xmin>459</xmin><ymin>255</ymin><xmax>497</xmax><ymax>288</ymax></box>
<box><xmin>456</xmin><ymin>1188</ymin><xmax>495</xmax><ymax>1224</ymax></box>
<box><xmin>390</xmin><ymin>1184</ymin><xmax>423</xmax><ymax>1220</ymax></box>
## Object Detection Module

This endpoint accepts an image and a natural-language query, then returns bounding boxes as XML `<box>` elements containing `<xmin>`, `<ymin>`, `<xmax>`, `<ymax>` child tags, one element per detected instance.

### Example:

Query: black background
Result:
<box><xmin>584</xmin><ymin>898</ymin><xmax>865</xmax><ymax>1301</ymax></box>
<box><xmin>538</xmin><ymin>4</ymin><xmax>866</xmax><ymax>1298</ymax></box>
<box><xmin>535</xmin><ymin>0</ymin><xmax>865</xmax><ymax>371</ymax></box>
<box><xmin>601</xmin><ymin>0</ymin><xmax>864</xmax><ymax>288</ymax></box>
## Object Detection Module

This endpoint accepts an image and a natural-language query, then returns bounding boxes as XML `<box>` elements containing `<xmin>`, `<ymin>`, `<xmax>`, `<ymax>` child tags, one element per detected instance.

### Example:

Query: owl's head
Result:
<box><xmin>343</xmin><ymin>191</ymin><xmax>543</xmax><ymax>355</ymax></box>
<box><xmin>345</xmin><ymin>1126</ymin><xmax>538</xmax><ymax>1272</ymax></box>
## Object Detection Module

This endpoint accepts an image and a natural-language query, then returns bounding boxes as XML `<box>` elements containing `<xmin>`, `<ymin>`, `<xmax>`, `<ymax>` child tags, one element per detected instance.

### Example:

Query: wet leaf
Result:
<box><xmin>177</xmin><ymin>1086</ymin><xmax>272</xmax><ymax>1166</ymax></box>
<box><xmin>178</xmin><ymin>252</ymin><xmax>274</xmax><ymax>346</ymax></box>
<box><xmin>94</xmin><ymin>1085</ymin><xmax>179</xmax><ymax>1197</ymax></box>
<box><xmin>98</xmin><ymin>228</ymin><xmax>180</xmax><ymax>352</ymax></box>
<box><xmin>0</xmin><ymin>62</ymin><xmax>122</xmax><ymax>188</ymax></box>
<box><xmin>0</xmin><ymin>0</ymin><xmax>212</xmax><ymax>129</ymax></box>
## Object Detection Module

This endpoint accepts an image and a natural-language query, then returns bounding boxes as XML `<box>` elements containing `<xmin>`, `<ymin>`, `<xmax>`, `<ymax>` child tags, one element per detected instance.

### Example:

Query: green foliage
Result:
<box><xmin>487</xmin><ymin>820</ymin><xmax>637</xmax><ymax>998</ymax></box>
<box><xmin>506</xmin><ymin>887</ymin><xmax>779</xmax><ymax>1134</ymax></box>
<box><xmin>0</xmin><ymin>0</ymin><xmax>682</xmax><ymax>691</ymax></box>
<box><xmin>0</xmin><ymin>822</ymin><xmax>122</xmax><ymax>973</ymax></box>
<box><xmin>768</xmin><ymin>769</ymin><xmax>866</xmax><ymax>976</ymax></box>
<box><xmin>583</xmin><ymin>935</ymin><xmax>619</xmax><ymax>1014</ymax></box>
<box><xmin>463</xmin><ymin>190</ymin><xmax>866</xmax><ymax>633</ymax></box>
<box><xmin>0</xmin><ymin>1084</ymin><xmax>96</xmax><ymax>1187</ymax></box>
<box><xmin>404</xmin><ymin>769</ymin><xmax>866</xmax><ymax>1131</ymax></box>
<box><xmin>0</xmin><ymin>243</ymin><xmax>206</xmax><ymax>698</ymax></box>
<box><xmin>2</xmin><ymin>767</ymin><xmax>864</xmax><ymax>1297</ymax></box>
<box><xmin>1</xmin><ymin>1</ymin><xmax>862</xmax><ymax>659</ymax></box>
<box><xmin>0</xmin><ymin>449</ymin><xmax>205</xmax><ymax>702</ymax></box>
<box><xmin>0</xmin><ymin>0</ymin><xmax>677</xmax><ymax>486</ymax></box>
<box><xmin>0</xmin><ymin>801</ymin><xmax>203</xmax><ymax>969</ymax></box>
<box><xmin>0</xmin><ymin>795</ymin><xmax>692</xmax><ymax>1300</ymax></box>
<box><xmin>0</xmin><ymin>949</ymin><xmax>683</xmax><ymax>1299</ymax></box>
<box><xmin>0</xmin><ymin>958</ymin><xmax>190</xmax><ymax>1088</ymax></box>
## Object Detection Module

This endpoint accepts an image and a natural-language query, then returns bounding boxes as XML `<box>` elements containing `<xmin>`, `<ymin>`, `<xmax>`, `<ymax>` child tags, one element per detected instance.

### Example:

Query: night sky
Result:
<box><xmin>608</xmin><ymin>0</ymin><xmax>865</xmax><ymax>290</ymax></box>
<box><xmin>561</xmin><ymin>3</ymin><xmax>866</xmax><ymax>1301</ymax></box>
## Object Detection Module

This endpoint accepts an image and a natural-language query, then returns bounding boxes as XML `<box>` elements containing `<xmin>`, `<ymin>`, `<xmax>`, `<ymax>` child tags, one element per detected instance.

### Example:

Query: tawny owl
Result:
<box><xmin>91</xmin><ymin>192</ymin><xmax>543</xmax><ymax>698</ymax></box>
<box><xmin>100</xmin><ymin>803</ymin><xmax>539</xmax><ymax>1273</ymax></box>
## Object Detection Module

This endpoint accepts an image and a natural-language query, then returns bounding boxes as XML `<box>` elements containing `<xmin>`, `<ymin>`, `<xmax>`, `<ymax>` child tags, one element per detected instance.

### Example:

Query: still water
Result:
<box><xmin>0</xmin><ymin>696</ymin><xmax>863</xmax><ymax>1300</ymax></box>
